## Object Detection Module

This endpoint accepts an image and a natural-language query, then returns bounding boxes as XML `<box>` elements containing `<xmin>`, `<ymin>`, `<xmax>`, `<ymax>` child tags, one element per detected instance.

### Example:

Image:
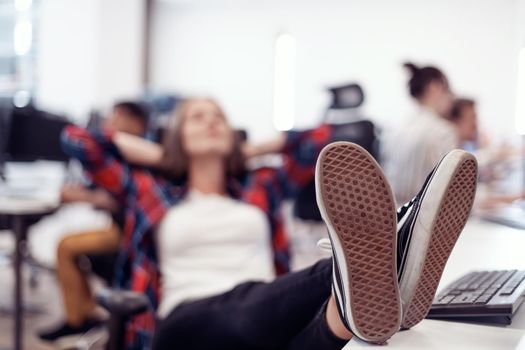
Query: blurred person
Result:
<box><xmin>35</xmin><ymin>101</ymin><xmax>149</xmax><ymax>342</ymax></box>
<box><xmin>449</xmin><ymin>98</ymin><xmax>478</xmax><ymax>149</ymax></box>
<box><xmin>448</xmin><ymin>98</ymin><xmax>524</xmax><ymax>210</ymax></box>
<box><xmin>448</xmin><ymin>98</ymin><xmax>518</xmax><ymax>172</ymax></box>
<box><xmin>61</xmin><ymin>98</ymin><xmax>477</xmax><ymax>349</ymax></box>
<box><xmin>383</xmin><ymin>62</ymin><xmax>458</xmax><ymax>204</ymax></box>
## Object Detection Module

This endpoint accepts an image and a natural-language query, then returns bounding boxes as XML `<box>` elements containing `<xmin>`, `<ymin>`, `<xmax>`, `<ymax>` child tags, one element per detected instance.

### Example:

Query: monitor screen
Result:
<box><xmin>0</xmin><ymin>103</ymin><xmax>12</xmax><ymax>179</ymax></box>
<box><xmin>4</xmin><ymin>106</ymin><xmax>70</xmax><ymax>162</ymax></box>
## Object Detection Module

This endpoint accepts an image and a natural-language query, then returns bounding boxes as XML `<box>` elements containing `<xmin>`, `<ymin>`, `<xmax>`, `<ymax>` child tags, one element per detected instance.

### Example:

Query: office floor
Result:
<box><xmin>0</xmin><ymin>232</ymin><xmax>107</xmax><ymax>350</ymax></box>
<box><xmin>0</xmin><ymin>261</ymin><xmax>63</xmax><ymax>350</ymax></box>
<box><xmin>0</xmin><ymin>256</ymin><xmax>109</xmax><ymax>350</ymax></box>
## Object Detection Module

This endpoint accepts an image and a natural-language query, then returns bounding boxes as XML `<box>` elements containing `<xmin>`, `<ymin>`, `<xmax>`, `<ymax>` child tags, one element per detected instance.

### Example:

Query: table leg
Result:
<box><xmin>13</xmin><ymin>216</ymin><xmax>23</xmax><ymax>350</ymax></box>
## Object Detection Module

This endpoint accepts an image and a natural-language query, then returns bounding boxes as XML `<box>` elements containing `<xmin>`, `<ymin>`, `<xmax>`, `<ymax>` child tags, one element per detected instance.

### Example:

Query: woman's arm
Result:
<box><xmin>242</xmin><ymin>133</ymin><xmax>287</xmax><ymax>159</ymax></box>
<box><xmin>113</xmin><ymin>132</ymin><xmax>163</xmax><ymax>168</ymax></box>
<box><xmin>61</xmin><ymin>125</ymin><xmax>132</xmax><ymax>197</ymax></box>
<box><xmin>60</xmin><ymin>185</ymin><xmax>119</xmax><ymax>212</ymax></box>
<box><xmin>243</xmin><ymin>125</ymin><xmax>332</xmax><ymax>162</ymax></box>
<box><xmin>250</xmin><ymin>124</ymin><xmax>334</xmax><ymax>199</ymax></box>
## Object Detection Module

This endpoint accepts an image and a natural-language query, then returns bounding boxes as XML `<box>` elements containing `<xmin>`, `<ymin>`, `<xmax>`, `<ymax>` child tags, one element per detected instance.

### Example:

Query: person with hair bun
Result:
<box><xmin>383</xmin><ymin>62</ymin><xmax>458</xmax><ymax>204</ymax></box>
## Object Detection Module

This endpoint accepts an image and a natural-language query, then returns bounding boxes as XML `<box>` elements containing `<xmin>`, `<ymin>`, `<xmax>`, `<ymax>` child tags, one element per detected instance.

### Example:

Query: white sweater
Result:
<box><xmin>382</xmin><ymin>107</ymin><xmax>459</xmax><ymax>205</ymax></box>
<box><xmin>156</xmin><ymin>190</ymin><xmax>275</xmax><ymax>318</ymax></box>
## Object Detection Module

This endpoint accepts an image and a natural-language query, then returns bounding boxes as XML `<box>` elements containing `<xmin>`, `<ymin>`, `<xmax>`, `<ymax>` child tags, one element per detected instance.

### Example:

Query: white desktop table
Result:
<box><xmin>344</xmin><ymin>218</ymin><xmax>525</xmax><ymax>350</ymax></box>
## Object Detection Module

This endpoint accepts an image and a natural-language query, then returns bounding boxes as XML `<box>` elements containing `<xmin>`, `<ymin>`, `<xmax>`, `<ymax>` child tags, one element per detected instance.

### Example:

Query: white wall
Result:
<box><xmin>35</xmin><ymin>0</ymin><xmax>145</xmax><ymax>123</ymax></box>
<box><xmin>151</xmin><ymin>0</ymin><xmax>525</xmax><ymax>142</ymax></box>
<box><xmin>35</xmin><ymin>0</ymin><xmax>99</xmax><ymax>121</ymax></box>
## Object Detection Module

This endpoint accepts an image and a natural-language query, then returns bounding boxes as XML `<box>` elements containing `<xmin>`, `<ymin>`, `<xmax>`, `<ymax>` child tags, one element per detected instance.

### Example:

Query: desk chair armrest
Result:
<box><xmin>96</xmin><ymin>288</ymin><xmax>150</xmax><ymax>317</ymax></box>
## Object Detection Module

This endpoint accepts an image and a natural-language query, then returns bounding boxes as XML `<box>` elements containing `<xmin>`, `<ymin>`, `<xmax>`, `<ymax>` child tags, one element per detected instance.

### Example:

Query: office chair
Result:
<box><xmin>293</xmin><ymin>119</ymin><xmax>379</xmax><ymax>221</ymax></box>
<box><xmin>293</xmin><ymin>82</ymin><xmax>379</xmax><ymax>221</ymax></box>
<box><xmin>96</xmin><ymin>289</ymin><xmax>150</xmax><ymax>350</ymax></box>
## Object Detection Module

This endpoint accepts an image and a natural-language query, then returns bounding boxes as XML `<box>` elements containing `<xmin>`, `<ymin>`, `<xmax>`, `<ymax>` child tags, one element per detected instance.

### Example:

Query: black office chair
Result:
<box><xmin>293</xmin><ymin>119</ymin><xmax>380</xmax><ymax>221</ymax></box>
<box><xmin>293</xmin><ymin>82</ymin><xmax>379</xmax><ymax>222</ymax></box>
<box><xmin>96</xmin><ymin>289</ymin><xmax>150</xmax><ymax>350</ymax></box>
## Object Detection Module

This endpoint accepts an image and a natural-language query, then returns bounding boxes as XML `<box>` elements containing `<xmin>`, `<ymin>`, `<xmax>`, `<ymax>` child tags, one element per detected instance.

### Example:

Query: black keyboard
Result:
<box><xmin>427</xmin><ymin>270</ymin><xmax>525</xmax><ymax>325</ymax></box>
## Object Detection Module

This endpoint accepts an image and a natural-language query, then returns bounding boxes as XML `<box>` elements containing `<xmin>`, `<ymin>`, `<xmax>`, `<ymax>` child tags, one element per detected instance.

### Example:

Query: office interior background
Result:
<box><xmin>2</xmin><ymin>0</ymin><xmax>525</xmax><ymax>349</ymax></box>
<box><xmin>2</xmin><ymin>0</ymin><xmax>525</xmax><ymax>140</ymax></box>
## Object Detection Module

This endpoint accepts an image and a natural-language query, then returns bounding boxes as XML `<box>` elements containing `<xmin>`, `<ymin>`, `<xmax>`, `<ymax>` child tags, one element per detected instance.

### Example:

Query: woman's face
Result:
<box><xmin>180</xmin><ymin>99</ymin><xmax>234</xmax><ymax>159</ymax></box>
<box><xmin>428</xmin><ymin>80</ymin><xmax>453</xmax><ymax>116</ymax></box>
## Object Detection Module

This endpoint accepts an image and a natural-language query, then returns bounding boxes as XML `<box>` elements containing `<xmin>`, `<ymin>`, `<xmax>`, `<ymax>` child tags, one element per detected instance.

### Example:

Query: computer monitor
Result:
<box><xmin>4</xmin><ymin>106</ymin><xmax>70</xmax><ymax>162</ymax></box>
<box><xmin>0</xmin><ymin>103</ymin><xmax>12</xmax><ymax>179</ymax></box>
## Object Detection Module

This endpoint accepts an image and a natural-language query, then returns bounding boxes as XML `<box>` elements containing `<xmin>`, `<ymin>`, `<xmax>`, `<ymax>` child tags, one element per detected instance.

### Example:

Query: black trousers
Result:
<box><xmin>152</xmin><ymin>258</ymin><xmax>348</xmax><ymax>350</ymax></box>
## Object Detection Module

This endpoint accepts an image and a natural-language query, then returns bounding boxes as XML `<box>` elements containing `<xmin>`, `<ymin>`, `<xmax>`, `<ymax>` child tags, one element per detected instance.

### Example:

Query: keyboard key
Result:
<box><xmin>480</xmin><ymin>271</ymin><xmax>503</xmax><ymax>288</ymax></box>
<box><xmin>457</xmin><ymin>284</ymin><xmax>476</xmax><ymax>291</ymax></box>
<box><xmin>499</xmin><ymin>286</ymin><xmax>516</xmax><ymax>296</ymax></box>
<box><xmin>492</xmin><ymin>270</ymin><xmax>516</xmax><ymax>289</ymax></box>
<box><xmin>448</xmin><ymin>290</ymin><xmax>463</xmax><ymax>296</ymax></box>
<box><xmin>482</xmin><ymin>288</ymin><xmax>497</xmax><ymax>298</ymax></box>
<box><xmin>467</xmin><ymin>271</ymin><xmax>491</xmax><ymax>290</ymax></box>
<box><xmin>435</xmin><ymin>295</ymin><xmax>456</xmax><ymax>305</ymax></box>
<box><xmin>474</xmin><ymin>294</ymin><xmax>492</xmax><ymax>304</ymax></box>
<box><xmin>506</xmin><ymin>271</ymin><xmax>525</xmax><ymax>288</ymax></box>
<box><xmin>450</xmin><ymin>294</ymin><xmax>479</xmax><ymax>304</ymax></box>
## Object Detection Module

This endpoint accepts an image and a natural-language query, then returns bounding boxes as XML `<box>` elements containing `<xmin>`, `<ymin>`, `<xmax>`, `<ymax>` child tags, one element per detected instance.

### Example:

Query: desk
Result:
<box><xmin>0</xmin><ymin>197</ymin><xmax>57</xmax><ymax>350</ymax></box>
<box><xmin>344</xmin><ymin>219</ymin><xmax>525</xmax><ymax>350</ymax></box>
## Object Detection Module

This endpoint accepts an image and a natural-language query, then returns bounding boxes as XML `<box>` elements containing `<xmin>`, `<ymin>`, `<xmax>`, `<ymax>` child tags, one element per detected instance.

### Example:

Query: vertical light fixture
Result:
<box><xmin>14</xmin><ymin>0</ymin><xmax>33</xmax><ymax>56</ymax></box>
<box><xmin>14</xmin><ymin>20</ymin><xmax>32</xmax><ymax>56</ymax></box>
<box><xmin>273</xmin><ymin>33</ymin><xmax>296</xmax><ymax>131</ymax></box>
<box><xmin>516</xmin><ymin>48</ymin><xmax>525</xmax><ymax>135</ymax></box>
<box><xmin>15</xmin><ymin>0</ymin><xmax>32</xmax><ymax>12</ymax></box>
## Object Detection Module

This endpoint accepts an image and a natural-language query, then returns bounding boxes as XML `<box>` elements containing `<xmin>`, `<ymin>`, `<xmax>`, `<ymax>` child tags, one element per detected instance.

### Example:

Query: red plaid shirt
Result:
<box><xmin>61</xmin><ymin>124</ymin><xmax>333</xmax><ymax>349</ymax></box>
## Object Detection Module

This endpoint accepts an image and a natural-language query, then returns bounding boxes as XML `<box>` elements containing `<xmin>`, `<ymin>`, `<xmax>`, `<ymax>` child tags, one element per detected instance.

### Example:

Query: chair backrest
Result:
<box><xmin>293</xmin><ymin>120</ymin><xmax>379</xmax><ymax>221</ymax></box>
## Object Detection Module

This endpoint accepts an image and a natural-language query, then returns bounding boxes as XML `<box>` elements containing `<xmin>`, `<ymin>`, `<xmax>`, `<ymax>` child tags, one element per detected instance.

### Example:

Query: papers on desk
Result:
<box><xmin>0</xmin><ymin>197</ymin><xmax>58</xmax><ymax>214</ymax></box>
<box><xmin>0</xmin><ymin>161</ymin><xmax>63</xmax><ymax>213</ymax></box>
<box><xmin>0</xmin><ymin>161</ymin><xmax>65</xmax><ymax>202</ymax></box>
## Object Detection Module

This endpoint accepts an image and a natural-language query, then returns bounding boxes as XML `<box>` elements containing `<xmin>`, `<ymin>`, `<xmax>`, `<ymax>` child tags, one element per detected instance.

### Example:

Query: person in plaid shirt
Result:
<box><xmin>62</xmin><ymin>98</ymin><xmax>478</xmax><ymax>350</ymax></box>
<box><xmin>61</xmin><ymin>98</ymin><xmax>343</xmax><ymax>349</ymax></box>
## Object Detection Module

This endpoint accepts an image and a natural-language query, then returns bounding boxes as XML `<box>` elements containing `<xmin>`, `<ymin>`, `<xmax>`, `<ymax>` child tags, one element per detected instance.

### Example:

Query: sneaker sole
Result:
<box><xmin>399</xmin><ymin>150</ymin><xmax>478</xmax><ymax>329</ymax></box>
<box><xmin>315</xmin><ymin>141</ymin><xmax>401</xmax><ymax>343</ymax></box>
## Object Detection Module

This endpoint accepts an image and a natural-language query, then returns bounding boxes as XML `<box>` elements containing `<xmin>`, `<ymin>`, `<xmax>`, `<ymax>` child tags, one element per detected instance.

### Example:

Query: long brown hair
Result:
<box><xmin>159</xmin><ymin>98</ymin><xmax>246</xmax><ymax>180</ymax></box>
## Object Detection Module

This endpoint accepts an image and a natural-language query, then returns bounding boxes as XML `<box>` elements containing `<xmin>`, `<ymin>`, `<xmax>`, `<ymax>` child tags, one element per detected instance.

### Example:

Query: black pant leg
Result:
<box><xmin>152</xmin><ymin>259</ymin><xmax>333</xmax><ymax>350</ymax></box>
<box><xmin>286</xmin><ymin>301</ymin><xmax>349</xmax><ymax>350</ymax></box>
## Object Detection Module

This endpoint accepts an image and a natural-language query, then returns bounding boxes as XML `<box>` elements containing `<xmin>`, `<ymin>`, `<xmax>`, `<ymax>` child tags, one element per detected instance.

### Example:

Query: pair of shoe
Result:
<box><xmin>316</xmin><ymin>142</ymin><xmax>478</xmax><ymax>344</ymax></box>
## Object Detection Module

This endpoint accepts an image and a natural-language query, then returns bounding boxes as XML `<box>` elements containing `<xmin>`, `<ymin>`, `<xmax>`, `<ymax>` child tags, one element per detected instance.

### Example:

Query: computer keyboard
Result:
<box><xmin>427</xmin><ymin>269</ymin><xmax>525</xmax><ymax>324</ymax></box>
